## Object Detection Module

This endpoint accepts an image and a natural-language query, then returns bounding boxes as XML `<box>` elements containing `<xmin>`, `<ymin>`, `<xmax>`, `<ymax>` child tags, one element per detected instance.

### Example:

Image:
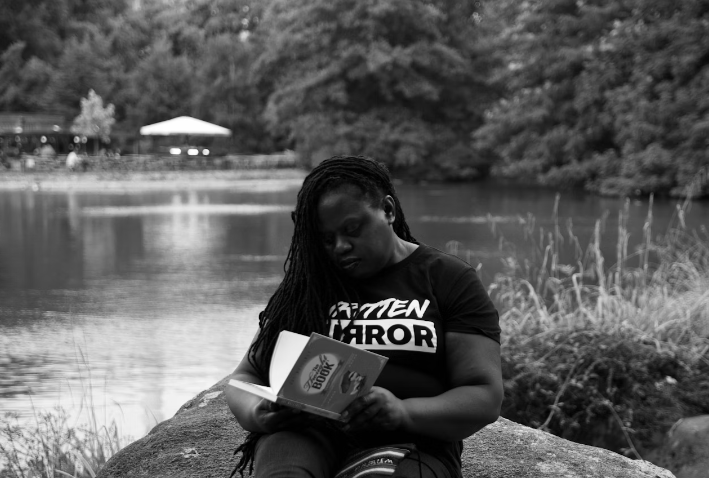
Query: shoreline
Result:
<box><xmin>3</xmin><ymin>168</ymin><xmax>706</xmax><ymax>200</ymax></box>
<box><xmin>0</xmin><ymin>169</ymin><xmax>308</xmax><ymax>192</ymax></box>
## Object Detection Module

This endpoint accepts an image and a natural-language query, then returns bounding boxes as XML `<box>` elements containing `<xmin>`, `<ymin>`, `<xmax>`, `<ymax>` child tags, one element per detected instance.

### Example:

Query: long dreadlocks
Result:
<box><xmin>231</xmin><ymin>155</ymin><xmax>417</xmax><ymax>477</ymax></box>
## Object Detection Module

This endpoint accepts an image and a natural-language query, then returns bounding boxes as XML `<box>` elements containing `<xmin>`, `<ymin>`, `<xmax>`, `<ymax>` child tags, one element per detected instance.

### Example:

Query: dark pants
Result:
<box><xmin>252</xmin><ymin>427</ymin><xmax>452</xmax><ymax>478</ymax></box>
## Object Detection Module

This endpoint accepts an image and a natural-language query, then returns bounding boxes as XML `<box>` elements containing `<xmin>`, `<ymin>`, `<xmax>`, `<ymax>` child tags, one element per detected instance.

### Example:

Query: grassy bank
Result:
<box><xmin>0</xmin><ymin>409</ymin><xmax>123</xmax><ymax>478</ymax></box>
<box><xmin>487</xmin><ymin>195</ymin><xmax>709</xmax><ymax>457</ymax></box>
<box><xmin>0</xmin><ymin>350</ymin><xmax>129</xmax><ymax>478</ymax></box>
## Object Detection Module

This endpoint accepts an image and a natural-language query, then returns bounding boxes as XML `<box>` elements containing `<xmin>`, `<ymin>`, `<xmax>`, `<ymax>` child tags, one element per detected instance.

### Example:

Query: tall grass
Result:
<box><xmin>0</xmin><ymin>350</ymin><xmax>128</xmax><ymax>478</ymax></box>
<box><xmin>494</xmin><ymin>194</ymin><xmax>709</xmax><ymax>360</ymax></box>
<box><xmin>478</xmin><ymin>193</ymin><xmax>709</xmax><ymax>457</ymax></box>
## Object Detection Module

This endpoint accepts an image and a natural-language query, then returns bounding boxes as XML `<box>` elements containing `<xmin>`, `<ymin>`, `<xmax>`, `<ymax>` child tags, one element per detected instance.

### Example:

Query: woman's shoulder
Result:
<box><xmin>410</xmin><ymin>244</ymin><xmax>485</xmax><ymax>298</ymax></box>
<box><xmin>414</xmin><ymin>243</ymin><xmax>475</xmax><ymax>274</ymax></box>
<box><xmin>376</xmin><ymin>243</ymin><xmax>474</xmax><ymax>283</ymax></box>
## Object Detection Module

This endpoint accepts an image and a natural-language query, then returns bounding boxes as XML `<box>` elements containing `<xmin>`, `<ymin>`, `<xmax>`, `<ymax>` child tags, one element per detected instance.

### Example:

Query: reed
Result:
<box><xmin>482</xmin><ymin>193</ymin><xmax>709</xmax><ymax>457</ymax></box>
<box><xmin>494</xmin><ymin>194</ymin><xmax>709</xmax><ymax>360</ymax></box>
<box><xmin>0</xmin><ymin>350</ymin><xmax>128</xmax><ymax>478</ymax></box>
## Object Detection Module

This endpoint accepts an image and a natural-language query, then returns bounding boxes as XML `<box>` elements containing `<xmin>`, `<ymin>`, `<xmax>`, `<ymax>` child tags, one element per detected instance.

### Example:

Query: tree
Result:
<box><xmin>185</xmin><ymin>0</ymin><xmax>273</xmax><ymax>152</ymax></box>
<box><xmin>473</xmin><ymin>0</ymin><xmax>632</xmax><ymax>183</ymax></box>
<box><xmin>0</xmin><ymin>0</ymin><xmax>69</xmax><ymax>62</ymax></box>
<box><xmin>72</xmin><ymin>89</ymin><xmax>116</xmax><ymax>154</ymax></box>
<box><xmin>122</xmin><ymin>38</ymin><xmax>195</xmax><ymax>132</ymax></box>
<box><xmin>474</xmin><ymin>0</ymin><xmax>709</xmax><ymax>197</ymax></box>
<box><xmin>588</xmin><ymin>0</ymin><xmax>709</xmax><ymax>197</ymax></box>
<box><xmin>186</xmin><ymin>0</ymin><xmax>264</xmax><ymax>37</ymax></box>
<box><xmin>43</xmin><ymin>30</ymin><xmax>117</xmax><ymax>118</ymax></box>
<box><xmin>193</xmin><ymin>34</ymin><xmax>274</xmax><ymax>153</ymax></box>
<box><xmin>253</xmin><ymin>0</ymin><xmax>498</xmax><ymax>178</ymax></box>
<box><xmin>0</xmin><ymin>42</ymin><xmax>55</xmax><ymax>112</ymax></box>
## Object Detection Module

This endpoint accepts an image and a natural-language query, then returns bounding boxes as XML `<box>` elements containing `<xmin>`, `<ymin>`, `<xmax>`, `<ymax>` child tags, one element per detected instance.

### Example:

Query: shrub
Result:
<box><xmin>486</xmin><ymin>195</ymin><xmax>709</xmax><ymax>457</ymax></box>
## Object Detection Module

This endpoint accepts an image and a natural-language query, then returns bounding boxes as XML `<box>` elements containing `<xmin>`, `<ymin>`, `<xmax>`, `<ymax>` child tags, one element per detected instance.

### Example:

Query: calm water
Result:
<box><xmin>1</xmin><ymin>179</ymin><xmax>707</xmax><ymax>442</ymax></box>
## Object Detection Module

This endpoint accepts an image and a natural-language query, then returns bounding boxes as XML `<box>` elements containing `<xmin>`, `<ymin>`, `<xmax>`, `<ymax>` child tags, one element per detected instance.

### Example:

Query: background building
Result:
<box><xmin>0</xmin><ymin>113</ymin><xmax>72</xmax><ymax>157</ymax></box>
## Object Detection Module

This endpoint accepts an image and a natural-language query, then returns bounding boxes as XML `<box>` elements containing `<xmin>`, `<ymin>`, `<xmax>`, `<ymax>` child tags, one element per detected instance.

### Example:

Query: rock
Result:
<box><xmin>645</xmin><ymin>415</ymin><xmax>709</xmax><ymax>478</ymax></box>
<box><xmin>462</xmin><ymin>419</ymin><xmax>674</xmax><ymax>478</ymax></box>
<box><xmin>97</xmin><ymin>377</ymin><xmax>675</xmax><ymax>478</ymax></box>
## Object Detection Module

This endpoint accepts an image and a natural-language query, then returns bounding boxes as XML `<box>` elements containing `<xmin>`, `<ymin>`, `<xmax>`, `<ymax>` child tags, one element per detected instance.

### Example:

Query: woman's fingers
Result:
<box><xmin>255</xmin><ymin>400</ymin><xmax>306</xmax><ymax>433</ymax></box>
<box><xmin>343</xmin><ymin>387</ymin><xmax>405</xmax><ymax>431</ymax></box>
<box><xmin>344</xmin><ymin>400</ymin><xmax>380</xmax><ymax>430</ymax></box>
<box><xmin>343</xmin><ymin>387</ymin><xmax>380</xmax><ymax>418</ymax></box>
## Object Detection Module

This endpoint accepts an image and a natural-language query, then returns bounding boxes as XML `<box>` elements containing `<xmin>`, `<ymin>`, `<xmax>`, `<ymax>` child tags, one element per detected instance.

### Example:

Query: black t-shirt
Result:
<box><xmin>326</xmin><ymin>244</ymin><xmax>500</xmax><ymax>478</ymax></box>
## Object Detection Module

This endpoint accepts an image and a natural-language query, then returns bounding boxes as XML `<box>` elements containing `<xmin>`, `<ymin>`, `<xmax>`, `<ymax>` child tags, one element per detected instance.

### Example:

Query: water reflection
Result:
<box><xmin>0</xmin><ymin>185</ymin><xmax>297</xmax><ymax>439</ymax></box>
<box><xmin>0</xmin><ymin>182</ymin><xmax>707</xmax><ymax>443</ymax></box>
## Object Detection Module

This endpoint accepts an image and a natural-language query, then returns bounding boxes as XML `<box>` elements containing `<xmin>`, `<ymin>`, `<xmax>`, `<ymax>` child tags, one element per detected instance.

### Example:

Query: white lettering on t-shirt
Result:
<box><xmin>406</xmin><ymin>299</ymin><xmax>430</xmax><ymax>318</ymax></box>
<box><xmin>329</xmin><ymin>319</ymin><xmax>437</xmax><ymax>352</ymax></box>
<box><xmin>329</xmin><ymin>299</ymin><xmax>430</xmax><ymax>319</ymax></box>
<box><xmin>327</xmin><ymin>298</ymin><xmax>435</xmax><ymax>353</ymax></box>
<box><xmin>328</xmin><ymin>301</ymin><xmax>360</xmax><ymax>319</ymax></box>
<box><xmin>388</xmin><ymin>299</ymin><xmax>408</xmax><ymax>317</ymax></box>
<box><xmin>359</xmin><ymin>302</ymin><xmax>378</xmax><ymax>318</ymax></box>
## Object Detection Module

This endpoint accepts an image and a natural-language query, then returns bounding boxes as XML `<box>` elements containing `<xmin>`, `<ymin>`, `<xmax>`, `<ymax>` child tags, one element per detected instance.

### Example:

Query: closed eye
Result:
<box><xmin>344</xmin><ymin>223</ymin><xmax>361</xmax><ymax>236</ymax></box>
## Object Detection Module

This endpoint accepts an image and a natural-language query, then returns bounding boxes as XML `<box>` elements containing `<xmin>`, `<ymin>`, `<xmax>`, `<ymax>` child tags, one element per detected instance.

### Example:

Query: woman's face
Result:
<box><xmin>316</xmin><ymin>185</ymin><xmax>398</xmax><ymax>279</ymax></box>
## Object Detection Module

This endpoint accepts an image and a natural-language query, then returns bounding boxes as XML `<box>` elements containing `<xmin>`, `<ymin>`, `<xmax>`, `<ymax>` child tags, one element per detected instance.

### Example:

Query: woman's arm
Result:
<box><xmin>225</xmin><ymin>330</ymin><xmax>307</xmax><ymax>433</ymax></box>
<box><xmin>342</xmin><ymin>332</ymin><xmax>503</xmax><ymax>441</ymax></box>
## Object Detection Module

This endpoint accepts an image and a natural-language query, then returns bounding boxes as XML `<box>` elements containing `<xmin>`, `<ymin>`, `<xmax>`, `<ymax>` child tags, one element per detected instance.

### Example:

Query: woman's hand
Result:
<box><xmin>338</xmin><ymin>333</ymin><xmax>503</xmax><ymax>441</ymax></box>
<box><xmin>341</xmin><ymin>386</ymin><xmax>408</xmax><ymax>432</ymax></box>
<box><xmin>250</xmin><ymin>400</ymin><xmax>309</xmax><ymax>434</ymax></box>
<box><xmin>227</xmin><ymin>329</ymin><xmax>313</xmax><ymax>434</ymax></box>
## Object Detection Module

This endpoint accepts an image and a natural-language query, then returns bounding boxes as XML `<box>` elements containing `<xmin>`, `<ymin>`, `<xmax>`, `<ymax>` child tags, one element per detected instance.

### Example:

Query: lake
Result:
<box><xmin>1</xmin><ymin>177</ymin><xmax>707</xmax><ymax>443</ymax></box>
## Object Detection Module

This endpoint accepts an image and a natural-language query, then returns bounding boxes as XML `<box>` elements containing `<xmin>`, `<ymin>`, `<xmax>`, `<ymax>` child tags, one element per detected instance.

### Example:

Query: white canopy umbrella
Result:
<box><xmin>139</xmin><ymin>116</ymin><xmax>232</xmax><ymax>136</ymax></box>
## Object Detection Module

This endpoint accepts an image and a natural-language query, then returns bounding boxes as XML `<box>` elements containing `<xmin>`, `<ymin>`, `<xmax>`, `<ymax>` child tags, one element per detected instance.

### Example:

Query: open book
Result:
<box><xmin>229</xmin><ymin>331</ymin><xmax>388</xmax><ymax>420</ymax></box>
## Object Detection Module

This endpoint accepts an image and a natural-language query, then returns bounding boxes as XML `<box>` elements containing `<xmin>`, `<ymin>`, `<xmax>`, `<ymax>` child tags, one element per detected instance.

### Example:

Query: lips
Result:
<box><xmin>339</xmin><ymin>258</ymin><xmax>360</xmax><ymax>271</ymax></box>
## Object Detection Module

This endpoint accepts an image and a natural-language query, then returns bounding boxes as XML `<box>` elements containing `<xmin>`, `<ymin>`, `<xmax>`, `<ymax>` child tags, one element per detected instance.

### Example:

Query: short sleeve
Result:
<box><xmin>440</xmin><ymin>268</ymin><xmax>501</xmax><ymax>343</ymax></box>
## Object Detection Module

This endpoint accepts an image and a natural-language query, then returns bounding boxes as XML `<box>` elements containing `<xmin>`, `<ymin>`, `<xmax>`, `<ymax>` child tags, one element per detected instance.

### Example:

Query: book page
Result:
<box><xmin>228</xmin><ymin>380</ymin><xmax>278</xmax><ymax>402</ymax></box>
<box><xmin>270</xmin><ymin>331</ymin><xmax>310</xmax><ymax>392</ymax></box>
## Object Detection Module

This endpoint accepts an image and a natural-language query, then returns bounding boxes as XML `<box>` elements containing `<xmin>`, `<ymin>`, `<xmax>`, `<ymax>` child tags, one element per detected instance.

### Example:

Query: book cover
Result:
<box><xmin>229</xmin><ymin>331</ymin><xmax>388</xmax><ymax>420</ymax></box>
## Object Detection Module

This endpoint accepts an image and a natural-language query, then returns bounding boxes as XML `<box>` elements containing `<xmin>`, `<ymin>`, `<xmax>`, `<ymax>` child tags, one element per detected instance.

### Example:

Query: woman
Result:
<box><xmin>226</xmin><ymin>155</ymin><xmax>502</xmax><ymax>477</ymax></box>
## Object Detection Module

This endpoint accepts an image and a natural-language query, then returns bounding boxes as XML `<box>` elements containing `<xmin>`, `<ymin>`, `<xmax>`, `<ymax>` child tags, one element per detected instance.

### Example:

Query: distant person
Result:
<box><xmin>66</xmin><ymin>148</ymin><xmax>78</xmax><ymax>171</ymax></box>
<box><xmin>0</xmin><ymin>150</ymin><xmax>10</xmax><ymax>169</ymax></box>
<box><xmin>80</xmin><ymin>152</ymin><xmax>90</xmax><ymax>172</ymax></box>
<box><xmin>40</xmin><ymin>144</ymin><xmax>56</xmax><ymax>160</ymax></box>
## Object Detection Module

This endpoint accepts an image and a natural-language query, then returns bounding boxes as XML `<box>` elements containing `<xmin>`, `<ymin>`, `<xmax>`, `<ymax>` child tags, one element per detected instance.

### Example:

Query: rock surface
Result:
<box><xmin>645</xmin><ymin>415</ymin><xmax>709</xmax><ymax>478</ymax></box>
<box><xmin>97</xmin><ymin>377</ymin><xmax>675</xmax><ymax>478</ymax></box>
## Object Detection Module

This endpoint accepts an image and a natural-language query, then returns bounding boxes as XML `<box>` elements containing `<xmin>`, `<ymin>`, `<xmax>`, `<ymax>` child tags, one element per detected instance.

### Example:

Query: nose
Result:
<box><xmin>333</xmin><ymin>235</ymin><xmax>352</xmax><ymax>255</ymax></box>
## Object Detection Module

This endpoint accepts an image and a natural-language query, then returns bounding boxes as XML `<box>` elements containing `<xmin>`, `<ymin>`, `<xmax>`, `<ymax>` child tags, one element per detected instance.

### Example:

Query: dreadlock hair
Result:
<box><xmin>231</xmin><ymin>155</ymin><xmax>417</xmax><ymax>477</ymax></box>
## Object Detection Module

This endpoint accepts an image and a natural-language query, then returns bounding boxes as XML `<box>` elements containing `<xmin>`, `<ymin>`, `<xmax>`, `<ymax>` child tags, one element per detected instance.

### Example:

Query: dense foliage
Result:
<box><xmin>252</xmin><ymin>0</ymin><xmax>496</xmax><ymax>177</ymax></box>
<box><xmin>487</xmin><ymin>199</ymin><xmax>709</xmax><ymax>457</ymax></box>
<box><xmin>1</xmin><ymin>0</ymin><xmax>708</xmax><ymax>192</ymax></box>
<box><xmin>0</xmin><ymin>0</ymin><xmax>273</xmax><ymax>153</ymax></box>
<box><xmin>475</xmin><ymin>0</ymin><xmax>709</xmax><ymax>197</ymax></box>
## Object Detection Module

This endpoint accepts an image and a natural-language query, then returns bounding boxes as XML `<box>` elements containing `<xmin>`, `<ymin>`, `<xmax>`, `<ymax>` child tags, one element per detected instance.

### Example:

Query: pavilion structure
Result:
<box><xmin>139</xmin><ymin>116</ymin><xmax>232</xmax><ymax>156</ymax></box>
<box><xmin>139</xmin><ymin>116</ymin><xmax>232</xmax><ymax>137</ymax></box>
